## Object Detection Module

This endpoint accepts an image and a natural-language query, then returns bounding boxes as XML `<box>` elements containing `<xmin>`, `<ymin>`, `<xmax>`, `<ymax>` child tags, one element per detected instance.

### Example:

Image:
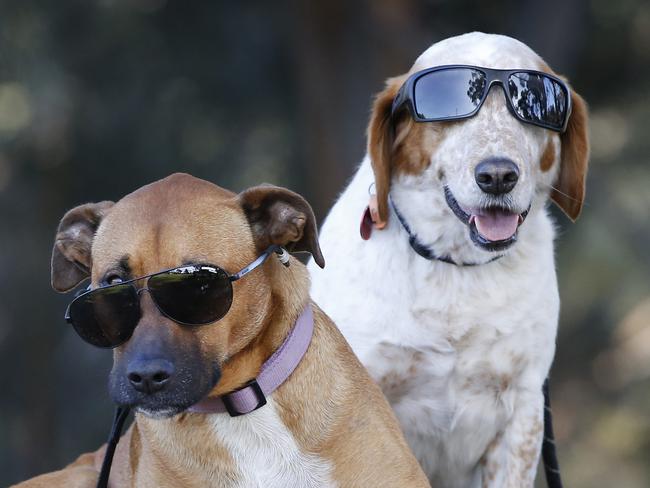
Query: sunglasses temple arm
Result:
<box><xmin>230</xmin><ymin>245</ymin><xmax>283</xmax><ymax>281</ymax></box>
<box><xmin>391</xmin><ymin>82</ymin><xmax>408</xmax><ymax>118</ymax></box>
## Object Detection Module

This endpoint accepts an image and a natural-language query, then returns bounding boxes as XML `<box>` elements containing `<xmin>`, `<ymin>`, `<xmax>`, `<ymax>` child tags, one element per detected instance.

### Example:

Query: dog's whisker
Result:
<box><xmin>545</xmin><ymin>184</ymin><xmax>581</xmax><ymax>203</ymax></box>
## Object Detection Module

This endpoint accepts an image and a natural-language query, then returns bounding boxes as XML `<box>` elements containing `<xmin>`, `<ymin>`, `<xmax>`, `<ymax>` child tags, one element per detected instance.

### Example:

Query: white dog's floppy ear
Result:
<box><xmin>238</xmin><ymin>185</ymin><xmax>325</xmax><ymax>268</ymax></box>
<box><xmin>552</xmin><ymin>90</ymin><xmax>589</xmax><ymax>221</ymax></box>
<box><xmin>367</xmin><ymin>76</ymin><xmax>407</xmax><ymax>223</ymax></box>
<box><xmin>51</xmin><ymin>201</ymin><xmax>114</xmax><ymax>292</ymax></box>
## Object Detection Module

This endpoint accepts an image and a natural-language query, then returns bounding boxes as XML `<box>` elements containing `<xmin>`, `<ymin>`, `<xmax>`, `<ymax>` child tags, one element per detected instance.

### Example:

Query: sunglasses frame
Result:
<box><xmin>64</xmin><ymin>245</ymin><xmax>282</xmax><ymax>348</ymax></box>
<box><xmin>391</xmin><ymin>64</ymin><xmax>572</xmax><ymax>133</ymax></box>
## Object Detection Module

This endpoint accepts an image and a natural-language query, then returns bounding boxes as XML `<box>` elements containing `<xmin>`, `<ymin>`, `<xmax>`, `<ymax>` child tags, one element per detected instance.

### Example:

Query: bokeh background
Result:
<box><xmin>0</xmin><ymin>0</ymin><xmax>649</xmax><ymax>486</ymax></box>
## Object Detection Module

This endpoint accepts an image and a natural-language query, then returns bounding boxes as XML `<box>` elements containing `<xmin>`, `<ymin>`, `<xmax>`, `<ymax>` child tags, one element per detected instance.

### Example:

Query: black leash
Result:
<box><xmin>96</xmin><ymin>406</ymin><xmax>131</xmax><ymax>488</ymax></box>
<box><xmin>542</xmin><ymin>379</ymin><xmax>563</xmax><ymax>488</ymax></box>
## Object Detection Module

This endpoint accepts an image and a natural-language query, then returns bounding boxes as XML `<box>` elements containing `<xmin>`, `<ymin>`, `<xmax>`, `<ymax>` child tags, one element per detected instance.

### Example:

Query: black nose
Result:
<box><xmin>127</xmin><ymin>358</ymin><xmax>174</xmax><ymax>394</ymax></box>
<box><xmin>474</xmin><ymin>159</ymin><xmax>520</xmax><ymax>195</ymax></box>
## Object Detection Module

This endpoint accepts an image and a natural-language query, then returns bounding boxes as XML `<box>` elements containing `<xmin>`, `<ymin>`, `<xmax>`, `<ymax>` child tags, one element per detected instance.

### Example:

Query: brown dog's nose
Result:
<box><xmin>127</xmin><ymin>358</ymin><xmax>174</xmax><ymax>394</ymax></box>
<box><xmin>475</xmin><ymin>158</ymin><xmax>519</xmax><ymax>195</ymax></box>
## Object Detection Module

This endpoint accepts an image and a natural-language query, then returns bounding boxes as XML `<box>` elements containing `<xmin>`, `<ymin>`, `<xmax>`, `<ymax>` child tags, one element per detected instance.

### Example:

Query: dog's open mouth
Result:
<box><xmin>444</xmin><ymin>186</ymin><xmax>530</xmax><ymax>252</ymax></box>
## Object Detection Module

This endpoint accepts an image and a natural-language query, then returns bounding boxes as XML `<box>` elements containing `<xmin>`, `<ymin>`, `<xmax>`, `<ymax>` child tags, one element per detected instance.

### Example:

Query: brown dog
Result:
<box><xmin>13</xmin><ymin>173</ymin><xmax>428</xmax><ymax>488</ymax></box>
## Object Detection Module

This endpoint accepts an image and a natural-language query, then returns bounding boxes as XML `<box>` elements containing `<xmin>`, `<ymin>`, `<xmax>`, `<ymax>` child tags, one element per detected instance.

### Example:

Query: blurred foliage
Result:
<box><xmin>0</xmin><ymin>0</ymin><xmax>648</xmax><ymax>486</ymax></box>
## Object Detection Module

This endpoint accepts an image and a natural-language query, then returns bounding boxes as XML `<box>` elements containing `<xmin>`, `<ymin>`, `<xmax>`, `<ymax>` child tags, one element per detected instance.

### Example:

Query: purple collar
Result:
<box><xmin>188</xmin><ymin>304</ymin><xmax>314</xmax><ymax>417</ymax></box>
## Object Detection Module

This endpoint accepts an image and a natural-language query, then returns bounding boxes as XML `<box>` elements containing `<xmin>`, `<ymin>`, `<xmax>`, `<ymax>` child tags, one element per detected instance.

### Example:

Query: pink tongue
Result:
<box><xmin>473</xmin><ymin>210</ymin><xmax>519</xmax><ymax>242</ymax></box>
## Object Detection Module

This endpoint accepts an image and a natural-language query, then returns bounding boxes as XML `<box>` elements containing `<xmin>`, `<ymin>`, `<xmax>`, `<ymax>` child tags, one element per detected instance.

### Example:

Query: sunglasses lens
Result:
<box><xmin>68</xmin><ymin>285</ymin><xmax>139</xmax><ymax>348</ymax></box>
<box><xmin>508</xmin><ymin>72</ymin><xmax>568</xmax><ymax>130</ymax></box>
<box><xmin>149</xmin><ymin>266</ymin><xmax>233</xmax><ymax>325</ymax></box>
<box><xmin>414</xmin><ymin>68</ymin><xmax>486</xmax><ymax>120</ymax></box>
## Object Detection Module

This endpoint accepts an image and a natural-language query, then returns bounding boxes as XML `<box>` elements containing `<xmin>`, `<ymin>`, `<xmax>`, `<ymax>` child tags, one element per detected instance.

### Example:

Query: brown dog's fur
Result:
<box><xmin>14</xmin><ymin>174</ymin><xmax>428</xmax><ymax>488</ymax></box>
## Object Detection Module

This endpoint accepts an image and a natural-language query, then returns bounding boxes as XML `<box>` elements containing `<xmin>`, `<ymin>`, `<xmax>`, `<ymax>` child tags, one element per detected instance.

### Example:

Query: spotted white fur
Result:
<box><xmin>309</xmin><ymin>33</ymin><xmax>566</xmax><ymax>487</ymax></box>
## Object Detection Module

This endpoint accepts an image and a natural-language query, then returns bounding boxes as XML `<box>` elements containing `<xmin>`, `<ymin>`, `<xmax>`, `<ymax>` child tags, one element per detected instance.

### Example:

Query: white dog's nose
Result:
<box><xmin>475</xmin><ymin>158</ymin><xmax>519</xmax><ymax>195</ymax></box>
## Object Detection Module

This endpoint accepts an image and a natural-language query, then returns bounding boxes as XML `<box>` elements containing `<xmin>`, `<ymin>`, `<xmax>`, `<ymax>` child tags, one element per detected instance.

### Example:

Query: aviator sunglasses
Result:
<box><xmin>391</xmin><ymin>65</ymin><xmax>571</xmax><ymax>132</ymax></box>
<box><xmin>64</xmin><ymin>245</ymin><xmax>285</xmax><ymax>348</ymax></box>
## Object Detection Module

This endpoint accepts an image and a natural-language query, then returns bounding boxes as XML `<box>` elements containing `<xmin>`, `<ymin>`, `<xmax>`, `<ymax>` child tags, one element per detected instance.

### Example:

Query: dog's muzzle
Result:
<box><xmin>444</xmin><ymin>186</ymin><xmax>530</xmax><ymax>252</ymax></box>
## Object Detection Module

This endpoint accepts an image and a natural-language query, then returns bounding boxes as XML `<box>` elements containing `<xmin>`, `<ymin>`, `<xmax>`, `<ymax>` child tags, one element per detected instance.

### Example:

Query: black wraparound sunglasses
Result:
<box><xmin>391</xmin><ymin>65</ymin><xmax>571</xmax><ymax>133</ymax></box>
<box><xmin>65</xmin><ymin>246</ymin><xmax>286</xmax><ymax>348</ymax></box>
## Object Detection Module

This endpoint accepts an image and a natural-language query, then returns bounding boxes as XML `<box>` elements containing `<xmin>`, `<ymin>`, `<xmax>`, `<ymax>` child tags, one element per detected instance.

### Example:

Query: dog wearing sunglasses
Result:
<box><xmin>308</xmin><ymin>32</ymin><xmax>589</xmax><ymax>487</ymax></box>
<box><xmin>15</xmin><ymin>174</ymin><xmax>429</xmax><ymax>488</ymax></box>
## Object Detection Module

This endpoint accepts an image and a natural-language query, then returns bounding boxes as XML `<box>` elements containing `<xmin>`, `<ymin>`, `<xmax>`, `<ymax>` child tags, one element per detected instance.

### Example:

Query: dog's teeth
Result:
<box><xmin>518</xmin><ymin>215</ymin><xmax>524</xmax><ymax>224</ymax></box>
<box><xmin>469</xmin><ymin>215</ymin><xmax>476</xmax><ymax>224</ymax></box>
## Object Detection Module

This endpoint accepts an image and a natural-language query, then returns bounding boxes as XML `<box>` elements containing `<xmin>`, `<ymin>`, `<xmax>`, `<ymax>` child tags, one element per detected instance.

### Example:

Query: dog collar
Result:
<box><xmin>188</xmin><ymin>304</ymin><xmax>314</xmax><ymax>416</ymax></box>
<box><xmin>389</xmin><ymin>195</ymin><xmax>501</xmax><ymax>267</ymax></box>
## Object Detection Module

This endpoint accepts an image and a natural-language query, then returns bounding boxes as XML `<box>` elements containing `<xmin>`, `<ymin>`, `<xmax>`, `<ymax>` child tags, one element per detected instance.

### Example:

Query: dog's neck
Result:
<box><xmin>389</xmin><ymin>194</ymin><xmax>503</xmax><ymax>266</ymax></box>
<box><xmin>211</xmin><ymin>259</ymin><xmax>311</xmax><ymax>396</ymax></box>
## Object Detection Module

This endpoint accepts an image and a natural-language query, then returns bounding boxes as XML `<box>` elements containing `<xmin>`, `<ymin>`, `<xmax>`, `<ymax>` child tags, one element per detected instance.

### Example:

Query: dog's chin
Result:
<box><xmin>444</xmin><ymin>186</ymin><xmax>530</xmax><ymax>253</ymax></box>
<box><xmin>115</xmin><ymin>392</ymin><xmax>204</xmax><ymax>418</ymax></box>
<box><xmin>136</xmin><ymin>406</ymin><xmax>184</xmax><ymax>419</ymax></box>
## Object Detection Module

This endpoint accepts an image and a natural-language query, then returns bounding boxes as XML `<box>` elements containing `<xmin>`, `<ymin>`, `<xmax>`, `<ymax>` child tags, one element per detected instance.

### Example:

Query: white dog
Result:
<box><xmin>308</xmin><ymin>32</ymin><xmax>588</xmax><ymax>487</ymax></box>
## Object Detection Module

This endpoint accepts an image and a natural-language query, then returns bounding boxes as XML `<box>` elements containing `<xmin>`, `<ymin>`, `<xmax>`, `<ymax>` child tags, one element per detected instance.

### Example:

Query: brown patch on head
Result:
<box><xmin>539</xmin><ymin>139</ymin><xmax>556</xmax><ymax>172</ymax></box>
<box><xmin>367</xmin><ymin>74</ymin><xmax>442</xmax><ymax>222</ymax></box>
<box><xmin>394</xmin><ymin>119</ymin><xmax>434</xmax><ymax>174</ymax></box>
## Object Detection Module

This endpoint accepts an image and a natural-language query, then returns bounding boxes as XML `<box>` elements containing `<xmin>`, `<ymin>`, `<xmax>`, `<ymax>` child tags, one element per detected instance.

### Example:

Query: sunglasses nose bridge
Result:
<box><xmin>136</xmin><ymin>287</ymin><xmax>154</xmax><ymax>309</ymax></box>
<box><xmin>477</xmin><ymin>78</ymin><xmax>510</xmax><ymax>117</ymax></box>
<box><xmin>486</xmin><ymin>77</ymin><xmax>524</xmax><ymax>121</ymax></box>
<box><xmin>485</xmin><ymin>77</ymin><xmax>506</xmax><ymax>97</ymax></box>
<box><xmin>136</xmin><ymin>287</ymin><xmax>183</xmax><ymax>327</ymax></box>
<box><xmin>136</xmin><ymin>287</ymin><xmax>168</xmax><ymax>322</ymax></box>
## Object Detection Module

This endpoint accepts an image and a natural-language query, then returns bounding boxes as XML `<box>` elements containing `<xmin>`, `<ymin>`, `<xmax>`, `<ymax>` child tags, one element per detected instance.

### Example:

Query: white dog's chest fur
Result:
<box><xmin>209</xmin><ymin>400</ymin><xmax>336</xmax><ymax>488</ymax></box>
<box><xmin>308</xmin><ymin>160</ymin><xmax>559</xmax><ymax>486</ymax></box>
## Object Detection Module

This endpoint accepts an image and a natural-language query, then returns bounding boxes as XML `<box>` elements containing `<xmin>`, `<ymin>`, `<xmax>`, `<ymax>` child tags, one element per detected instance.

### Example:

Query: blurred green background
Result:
<box><xmin>0</xmin><ymin>0</ymin><xmax>649</xmax><ymax>486</ymax></box>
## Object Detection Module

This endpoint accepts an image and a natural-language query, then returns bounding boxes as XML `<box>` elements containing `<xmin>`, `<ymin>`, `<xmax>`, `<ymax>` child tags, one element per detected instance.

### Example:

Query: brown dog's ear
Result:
<box><xmin>51</xmin><ymin>201</ymin><xmax>114</xmax><ymax>292</ymax></box>
<box><xmin>367</xmin><ymin>75</ymin><xmax>406</xmax><ymax>223</ymax></box>
<box><xmin>238</xmin><ymin>185</ymin><xmax>325</xmax><ymax>268</ymax></box>
<box><xmin>552</xmin><ymin>90</ymin><xmax>590</xmax><ymax>221</ymax></box>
